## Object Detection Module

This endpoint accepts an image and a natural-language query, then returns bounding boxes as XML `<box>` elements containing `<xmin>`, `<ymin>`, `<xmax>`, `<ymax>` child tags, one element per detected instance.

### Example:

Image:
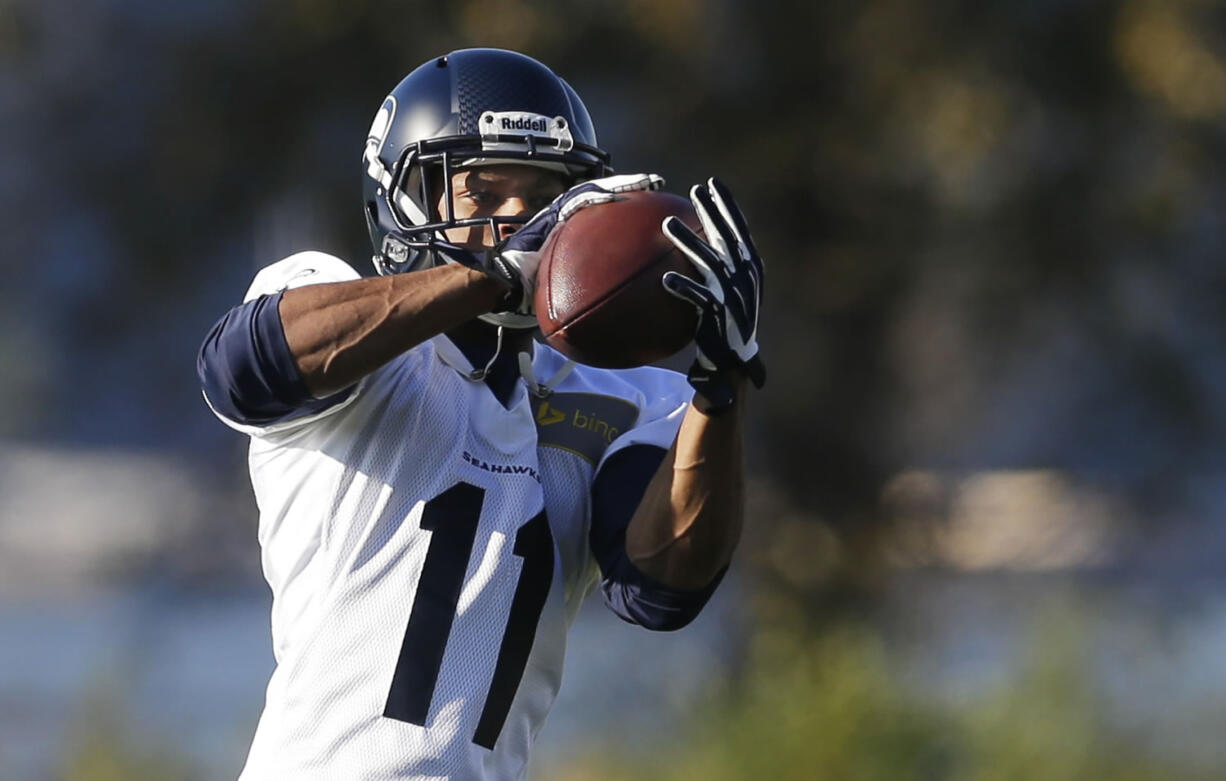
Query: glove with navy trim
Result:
<box><xmin>661</xmin><ymin>177</ymin><xmax>766</xmax><ymax>412</ymax></box>
<box><xmin>434</xmin><ymin>173</ymin><xmax>666</xmax><ymax>314</ymax></box>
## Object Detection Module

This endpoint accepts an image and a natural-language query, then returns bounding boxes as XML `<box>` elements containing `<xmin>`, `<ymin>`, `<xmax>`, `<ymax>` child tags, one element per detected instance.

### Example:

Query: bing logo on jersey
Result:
<box><xmin>535</xmin><ymin>403</ymin><xmax>566</xmax><ymax>427</ymax></box>
<box><xmin>535</xmin><ymin>401</ymin><xmax>622</xmax><ymax>441</ymax></box>
<box><xmin>533</xmin><ymin>394</ymin><xmax>639</xmax><ymax>465</ymax></box>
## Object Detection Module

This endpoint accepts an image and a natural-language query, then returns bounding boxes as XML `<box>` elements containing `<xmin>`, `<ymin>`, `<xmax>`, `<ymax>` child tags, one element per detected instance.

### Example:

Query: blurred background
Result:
<box><xmin>3</xmin><ymin>0</ymin><xmax>1226</xmax><ymax>778</ymax></box>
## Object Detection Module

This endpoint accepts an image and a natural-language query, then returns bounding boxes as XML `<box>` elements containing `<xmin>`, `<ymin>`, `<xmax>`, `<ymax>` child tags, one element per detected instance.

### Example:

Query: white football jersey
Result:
<box><xmin>210</xmin><ymin>252</ymin><xmax>693</xmax><ymax>781</ymax></box>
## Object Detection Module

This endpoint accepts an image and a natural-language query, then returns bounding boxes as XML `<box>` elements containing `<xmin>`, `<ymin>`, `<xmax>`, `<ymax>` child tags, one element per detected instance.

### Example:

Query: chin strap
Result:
<box><xmin>464</xmin><ymin>326</ymin><xmax>506</xmax><ymax>381</ymax></box>
<box><xmin>518</xmin><ymin>352</ymin><xmax>576</xmax><ymax>398</ymax></box>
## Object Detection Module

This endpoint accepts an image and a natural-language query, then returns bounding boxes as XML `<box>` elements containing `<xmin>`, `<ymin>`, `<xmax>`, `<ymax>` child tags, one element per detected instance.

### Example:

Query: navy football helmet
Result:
<box><xmin>362</xmin><ymin>48</ymin><xmax>611</xmax><ymax>300</ymax></box>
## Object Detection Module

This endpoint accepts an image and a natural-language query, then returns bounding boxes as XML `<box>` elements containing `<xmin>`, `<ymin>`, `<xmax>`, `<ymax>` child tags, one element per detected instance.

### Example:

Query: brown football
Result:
<box><xmin>534</xmin><ymin>190</ymin><xmax>701</xmax><ymax>369</ymax></box>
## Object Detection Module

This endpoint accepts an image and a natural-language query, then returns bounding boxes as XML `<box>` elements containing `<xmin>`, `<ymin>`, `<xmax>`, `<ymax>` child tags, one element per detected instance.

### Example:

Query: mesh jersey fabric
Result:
<box><xmin>208</xmin><ymin>252</ymin><xmax>693</xmax><ymax>781</ymax></box>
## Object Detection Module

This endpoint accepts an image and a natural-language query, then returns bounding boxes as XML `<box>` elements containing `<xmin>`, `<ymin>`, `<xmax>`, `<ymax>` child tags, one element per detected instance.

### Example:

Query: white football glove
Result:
<box><xmin>661</xmin><ymin>178</ymin><xmax>766</xmax><ymax>410</ymax></box>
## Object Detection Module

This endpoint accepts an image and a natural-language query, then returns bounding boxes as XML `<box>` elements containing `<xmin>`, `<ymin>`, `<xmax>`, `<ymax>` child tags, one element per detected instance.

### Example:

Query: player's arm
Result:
<box><xmin>589</xmin><ymin>178</ymin><xmax>764</xmax><ymax>627</ymax></box>
<box><xmin>622</xmin><ymin>380</ymin><xmax>747</xmax><ymax>590</ymax></box>
<box><xmin>199</xmin><ymin>174</ymin><xmax>669</xmax><ymax>423</ymax></box>
<box><xmin>587</xmin><ymin>383</ymin><xmax>746</xmax><ymax>632</ymax></box>
<box><xmin>280</xmin><ymin>175</ymin><xmax>664</xmax><ymax>397</ymax></box>
<box><xmin>197</xmin><ymin>256</ymin><xmax>513</xmax><ymax>428</ymax></box>
<box><xmin>626</xmin><ymin>178</ymin><xmax>765</xmax><ymax>589</ymax></box>
<box><xmin>590</xmin><ymin>437</ymin><xmax>726</xmax><ymax>632</ymax></box>
<box><xmin>278</xmin><ymin>264</ymin><xmax>506</xmax><ymax>397</ymax></box>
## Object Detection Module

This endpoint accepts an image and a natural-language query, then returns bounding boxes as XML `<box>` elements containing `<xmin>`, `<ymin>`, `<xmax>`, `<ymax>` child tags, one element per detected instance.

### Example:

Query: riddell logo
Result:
<box><xmin>501</xmin><ymin>116</ymin><xmax>549</xmax><ymax>133</ymax></box>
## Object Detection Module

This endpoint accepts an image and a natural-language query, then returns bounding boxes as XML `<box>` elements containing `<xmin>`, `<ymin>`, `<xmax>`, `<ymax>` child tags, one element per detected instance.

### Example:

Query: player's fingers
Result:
<box><xmin>693</xmin><ymin>182</ymin><xmax>741</xmax><ymax>258</ymax></box>
<box><xmin>666</xmin><ymin>214</ymin><xmax>720</xmax><ymax>278</ymax></box>
<box><xmin>556</xmin><ymin>181</ymin><xmax>608</xmax><ymax>208</ymax></box>
<box><xmin>662</xmin><ymin>216</ymin><xmax>727</xmax><ymax>291</ymax></box>
<box><xmin>708</xmin><ymin>178</ymin><xmax>756</xmax><ymax>261</ymax></box>
<box><xmin>662</xmin><ymin>271</ymin><xmax>720</xmax><ymax>312</ymax></box>
<box><xmin>708</xmin><ymin>179</ymin><xmax>765</xmax><ymax>292</ymax></box>
<box><xmin>588</xmin><ymin>173</ymin><xmax>665</xmax><ymax>193</ymax></box>
<box><xmin>689</xmin><ymin>184</ymin><xmax>735</xmax><ymax>271</ymax></box>
<box><xmin>557</xmin><ymin>190</ymin><xmax>619</xmax><ymax>221</ymax></box>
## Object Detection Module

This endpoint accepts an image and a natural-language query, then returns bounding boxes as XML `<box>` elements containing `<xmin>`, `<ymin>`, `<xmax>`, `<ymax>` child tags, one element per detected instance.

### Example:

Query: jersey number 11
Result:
<box><xmin>383</xmin><ymin>481</ymin><xmax>555</xmax><ymax>749</ymax></box>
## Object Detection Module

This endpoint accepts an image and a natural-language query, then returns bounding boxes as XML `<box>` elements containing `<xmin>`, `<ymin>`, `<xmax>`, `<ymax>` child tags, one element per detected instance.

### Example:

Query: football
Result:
<box><xmin>534</xmin><ymin>190</ymin><xmax>702</xmax><ymax>369</ymax></box>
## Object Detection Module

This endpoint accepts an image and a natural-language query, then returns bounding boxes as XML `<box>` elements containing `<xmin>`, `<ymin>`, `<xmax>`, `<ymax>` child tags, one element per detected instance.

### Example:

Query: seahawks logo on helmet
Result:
<box><xmin>363</xmin><ymin>97</ymin><xmax>396</xmax><ymax>191</ymax></box>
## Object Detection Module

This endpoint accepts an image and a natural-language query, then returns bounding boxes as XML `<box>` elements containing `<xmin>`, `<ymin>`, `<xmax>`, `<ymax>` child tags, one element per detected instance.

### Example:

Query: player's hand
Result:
<box><xmin>660</xmin><ymin>178</ymin><xmax>765</xmax><ymax>411</ymax></box>
<box><xmin>435</xmin><ymin>173</ymin><xmax>666</xmax><ymax>315</ymax></box>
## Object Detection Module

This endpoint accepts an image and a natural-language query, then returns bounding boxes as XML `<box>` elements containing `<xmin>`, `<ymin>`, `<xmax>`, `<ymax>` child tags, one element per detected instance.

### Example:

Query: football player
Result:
<box><xmin>198</xmin><ymin>48</ymin><xmax>764</xmax><ymax>780</ymax></box>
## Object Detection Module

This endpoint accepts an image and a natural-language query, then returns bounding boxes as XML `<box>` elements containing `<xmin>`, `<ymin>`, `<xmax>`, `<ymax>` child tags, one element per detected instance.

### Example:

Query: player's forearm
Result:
<box><xmin>280</xmin><ymin>264</ymin><xmax>507</xmax><ymax>397</ymax></box>
<box><xmin>624</xmin><ymin>380</ymin><xmax>747</xmax><ymax>591</ymax></box>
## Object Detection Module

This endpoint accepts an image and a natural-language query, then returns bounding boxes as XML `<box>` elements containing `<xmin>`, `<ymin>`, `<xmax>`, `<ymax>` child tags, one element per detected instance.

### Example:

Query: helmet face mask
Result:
<box><xmin>362</xmin><ymin>49</ymin><xmax>612</xmax><ymax>327</ymax></box>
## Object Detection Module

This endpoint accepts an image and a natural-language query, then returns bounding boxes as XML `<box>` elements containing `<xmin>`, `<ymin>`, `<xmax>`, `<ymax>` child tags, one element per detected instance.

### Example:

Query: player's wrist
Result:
<box><xmin>688</xmin><ymin>364</ymin><xmax>749</xmax><ymax>415</ymax></box>
<box><xmin>434</xmin><ymin>242</ymin><xmax>528</xmax><ymax>315</ymax></box>
<box><xmin>483</xmin><ymin>250</ymin><xmax>527</xmax><ymax>313</ymax></box>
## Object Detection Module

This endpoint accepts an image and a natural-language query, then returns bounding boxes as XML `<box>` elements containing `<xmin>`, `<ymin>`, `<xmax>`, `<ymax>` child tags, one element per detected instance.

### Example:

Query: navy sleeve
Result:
<box><xmin>197</xmin><ymin>291</ymin><xmax>354</xmax><ymax>426</ymax></box>
<box><xmin>590</xmin><ymin>444</ymin><xmax>727</xmax><ymax>632</ymax></box>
